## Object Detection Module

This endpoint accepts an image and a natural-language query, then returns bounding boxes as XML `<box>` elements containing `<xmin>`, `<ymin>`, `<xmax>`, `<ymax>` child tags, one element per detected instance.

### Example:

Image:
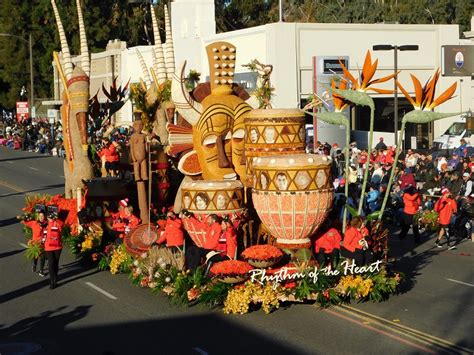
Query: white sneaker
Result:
<box><xmin>448</xmin><ymin>245</ymin><xmax>456</xmax><ymax>250</ymax></box>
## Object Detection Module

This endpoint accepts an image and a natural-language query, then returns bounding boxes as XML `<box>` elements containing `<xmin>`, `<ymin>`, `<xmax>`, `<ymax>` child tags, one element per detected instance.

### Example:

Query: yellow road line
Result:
<box><xmin>335</xmin><ymin>305</ymin><xmax>473</xmax><ymax>353</ymax></box>
<box><xmin>0</xmin><ymin>180</ymin><xmax>26</xmax><ymax>193</ymax></box>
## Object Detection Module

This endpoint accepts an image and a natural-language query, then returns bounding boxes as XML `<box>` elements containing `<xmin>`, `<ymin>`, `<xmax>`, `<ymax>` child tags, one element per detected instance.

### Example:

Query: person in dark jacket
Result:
<box><xmin>374</xmin><ymin>137</ymin><xmax>387</xmax><ymax>151</ymax></box>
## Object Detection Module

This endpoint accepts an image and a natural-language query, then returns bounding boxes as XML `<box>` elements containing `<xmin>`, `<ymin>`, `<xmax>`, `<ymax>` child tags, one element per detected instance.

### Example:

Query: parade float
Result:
<box><xmin>19</xmin><ymin>1</ymin><xmax>463</xmax><ymax>315</ymax></box>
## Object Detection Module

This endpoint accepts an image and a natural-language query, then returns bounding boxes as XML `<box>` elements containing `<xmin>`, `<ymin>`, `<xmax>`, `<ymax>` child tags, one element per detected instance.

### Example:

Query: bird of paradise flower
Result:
<box><xmin>379</xmin><ymin>70</ymin><xmax>460</xmax><ymax>220</ymax></box>
<box><xmin>333</xmin><ymin>50</ymin><xmax>397</xmax><ymax>215</ymax></box>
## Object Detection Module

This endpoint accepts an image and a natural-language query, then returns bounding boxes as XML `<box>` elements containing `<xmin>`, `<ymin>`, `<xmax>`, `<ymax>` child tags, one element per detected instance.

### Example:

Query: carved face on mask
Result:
<box><xmin>195</xmin><ymin>100</ymin><xmax>234</xmax><ymax>180</ymax></box>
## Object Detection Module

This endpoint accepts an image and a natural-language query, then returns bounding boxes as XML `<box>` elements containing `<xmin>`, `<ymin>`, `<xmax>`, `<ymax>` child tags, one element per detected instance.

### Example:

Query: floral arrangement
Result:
<box><xmin>241</xmin><ymin>244</ymin><xmax>285</xmax><ymax>268</ymax></box>
<box><xmin>415</xmin><ymin>210</ymin><xmax>439</xmax><ymax>232</ymax></box>
<box><xmin>108</xmin><ymin>244</ymin><xmax>132</xmax><ymax>274</ymax></box>
<box><xmin>210</xmin><ymin>260</ymin><xmax>254</xmax><ymax>278</ymax></box>
<box><xmin>241</xmin><ymin>245</ymin><xmax>283</xmax><ymax>261</ymax></box>
<box><xmin>224</xmin><ymin>282</ymin><xmax>282</xmax><ymax>314</ymax></box>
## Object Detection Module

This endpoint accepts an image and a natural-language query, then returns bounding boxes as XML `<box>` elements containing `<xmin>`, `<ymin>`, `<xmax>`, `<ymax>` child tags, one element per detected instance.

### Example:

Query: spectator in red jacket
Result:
<box><xmin>315</xmin><ymin>225</ymin><xmax>342</xmax><ymax>267</ymax></box>
<box><xmin>434</xmin><ymin>188</ymin><xmax>458</xmax><ymax>250</ymax></box>
<box><xmin>399</xmin><ymin>168</ymin><xmax>416</xmax><ymax>191</ymax></box>
<box><xmin>22</xmin><ymin>211</ymin><xmax>47</xmax><ymax>276</ymax></box>
<box><xmin>44</xmin><ymin>212</ymin><xmax>63</xmax><ymax>289</ymax></box>
<box><xmin>157</xmin><ymin>212</ymin><xmax>184</xmax><ymax>252</ymax></box>
<box><xmin>398</xmin><ymin>186</ymin><xmax>421</xmax><ymax>243</ymax></box>
<box><xmin>341</xmin><ymin>217</ymin><xmax>372</xmax><ymax>266</ymax></box>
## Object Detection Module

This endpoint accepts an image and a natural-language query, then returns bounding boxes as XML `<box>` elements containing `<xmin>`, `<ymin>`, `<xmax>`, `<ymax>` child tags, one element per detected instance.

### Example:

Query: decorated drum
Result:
<box><xmin>181</xmin><ymin>180</ymin><xmax>244</xmax><ymax>247</ymax></box>
<box><xmin>244</xmin><ymin>109</ymin><xmax>305</xmax><ymax>187</ymax></box>
<box><xmin>252</xmin><ymin>154</ymin><xmax>333</xmax><ymax>249</ymax></box>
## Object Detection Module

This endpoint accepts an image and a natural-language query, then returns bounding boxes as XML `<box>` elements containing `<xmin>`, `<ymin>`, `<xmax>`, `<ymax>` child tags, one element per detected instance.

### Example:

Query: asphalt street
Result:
<box><xmin>0</xmin><ymin>147</ymin><xmax>473</xmax><ymax>355</ymax></box>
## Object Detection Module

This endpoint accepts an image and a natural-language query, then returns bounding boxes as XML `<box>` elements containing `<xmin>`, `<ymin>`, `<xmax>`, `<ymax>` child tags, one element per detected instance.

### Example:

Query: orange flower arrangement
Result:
<box><xmin>210</xmin><ymin>260</ymin><xmax>253</xmax><ymax>276</ymax></box>
<box><xmin>241</xmin><ymin>245</ymin><xmax>283</xmax><ymax>261</ymax></box>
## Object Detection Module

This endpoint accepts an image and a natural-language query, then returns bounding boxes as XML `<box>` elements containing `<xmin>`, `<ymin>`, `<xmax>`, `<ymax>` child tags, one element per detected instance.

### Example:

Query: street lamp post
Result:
<box><xmin>373</xmin><ymin>44</ymin><xmax>418</xmax><ymax>147</ymax></box>
<box><xmin>0</xmin><ymin>33</ymin><xmax>34</xmax><ymax>118</ymax></box>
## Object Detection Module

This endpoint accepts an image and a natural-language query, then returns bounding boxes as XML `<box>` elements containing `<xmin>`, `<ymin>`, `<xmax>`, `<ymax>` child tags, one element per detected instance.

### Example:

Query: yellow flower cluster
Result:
<box><xmin>81</xmin><ymin>229</ymin><xmax>103</xmax><ymax>252</ymax></box>
<box><xmin>81</xmin><ymin>236</ymin><xmax>94</xmax><ymax>252</ymax></box>
<box><xmin>110</xmin><ymin>246</ymin><xmax>128</xmax><ymax>275</ymax></box>
<box><xmin>338</xmin><ymin>275</ymin><xmax>373</xmax><ymax>298</ymax></box>
<box><xmin>223</xmin><ymin>282</ymin><xmax>281</xmax><ymax>315</ymax></box>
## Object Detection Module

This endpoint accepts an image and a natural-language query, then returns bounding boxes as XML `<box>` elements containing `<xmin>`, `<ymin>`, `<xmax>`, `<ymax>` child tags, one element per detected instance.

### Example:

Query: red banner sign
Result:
<box><xmin>16</xmin><ymin>101</ymin><xmax>29</xmax><ymax>122</ymax></box>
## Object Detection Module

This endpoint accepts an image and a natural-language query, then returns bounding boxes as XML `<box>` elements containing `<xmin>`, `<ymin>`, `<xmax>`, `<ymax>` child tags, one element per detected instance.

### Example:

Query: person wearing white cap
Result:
<box><xmin>460</xmin><ymin>172</ymin><xmax>472</xmax><ymax>199</ymax></box>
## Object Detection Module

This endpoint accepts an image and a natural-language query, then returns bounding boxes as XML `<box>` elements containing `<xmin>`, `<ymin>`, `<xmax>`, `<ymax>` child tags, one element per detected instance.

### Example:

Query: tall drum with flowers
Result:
<box><xmin>252</xmin><ymin>154</ymin><xmax>333</xmax><ymax>249</ymax></box>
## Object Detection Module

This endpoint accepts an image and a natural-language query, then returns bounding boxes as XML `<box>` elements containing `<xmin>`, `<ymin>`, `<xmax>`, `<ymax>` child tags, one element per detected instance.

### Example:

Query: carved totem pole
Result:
<box><xmin>51</xmin><ymin>0</ymin><xmax>93</xmax><ymax>199</ymax></box>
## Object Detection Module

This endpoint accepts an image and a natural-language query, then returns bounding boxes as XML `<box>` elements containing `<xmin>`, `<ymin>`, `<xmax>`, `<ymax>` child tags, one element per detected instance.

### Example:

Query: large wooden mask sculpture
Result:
<box><xmin>171</xmin><ymin>42</ymin><xmax>252</xmax><ymax>181</ymax></box>
<box><xmin>51</xmin><ymin>0</ymin><xmax>93</xmax><ymax>199</ymax></box>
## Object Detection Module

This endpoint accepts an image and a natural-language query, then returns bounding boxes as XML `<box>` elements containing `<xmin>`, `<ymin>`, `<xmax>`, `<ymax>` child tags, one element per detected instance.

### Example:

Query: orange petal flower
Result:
<box><xmin>338</xmin><ymin>50</ymin><xmax>396</xmax><ymax>93</ymax></box>
<box><xmin>398</xmin><ymin>69</ymin><xmax>457</xmax><ymax>111</ymax></box>
<box><xmin>331</xmin><ymin>79</ymin><xmax>350</xmax><ymax>112</ymax></box>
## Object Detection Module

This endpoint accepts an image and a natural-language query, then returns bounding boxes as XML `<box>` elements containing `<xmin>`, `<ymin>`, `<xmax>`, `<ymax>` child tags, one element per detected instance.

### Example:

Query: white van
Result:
<box><xmin>432</xmin><ymin>112</ymin><xmax>474</xmax><ymax>150</ymax></box>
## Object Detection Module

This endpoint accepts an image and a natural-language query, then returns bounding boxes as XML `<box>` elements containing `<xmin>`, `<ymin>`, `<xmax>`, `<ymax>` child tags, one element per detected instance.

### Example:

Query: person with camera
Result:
<box><xmin>22</xmin><ymin>210</ymin><xmax>48</xmax><ymax>277</ymax></box>
<box><xmin>43</xmin><ymin>209</ymin><xmax>63</xmax><ymax>289</ymax></box>
<box><xmin>434</xmin><ymin>188</ymin><xmax>458</xmax><ymax>250</ymax></box>
<box><xmin>341</xmin><ymin>216</ymin><xmax>372</xmax><ymax>266</ymax></box>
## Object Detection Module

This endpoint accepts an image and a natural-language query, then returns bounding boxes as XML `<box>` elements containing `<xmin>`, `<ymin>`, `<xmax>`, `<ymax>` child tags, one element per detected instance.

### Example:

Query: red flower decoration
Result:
<box><xmin>241</xmin><ymin>245</ymin><xmax>283</xmax><ymax>261</ymax></box>
<box><xmin>210</xmin><ymin>260</ymin><xmax>253</xmax><ymax>276</ymax></box>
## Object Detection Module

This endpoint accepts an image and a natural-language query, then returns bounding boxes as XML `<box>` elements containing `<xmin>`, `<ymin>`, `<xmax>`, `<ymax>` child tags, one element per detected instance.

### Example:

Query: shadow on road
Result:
<box><xmin>0</xmin><ymin>217</ymin><xmax>20</xmax><ymax>228</ymax></box>
<box><xmin>0</xmin><ymin>249</ymin><xmax>23</xmax><ymax>259</ymax></box>
<box><xmin>0</xmin><ymin>155</ymin><xmax>51</xmax><ymax>163</ymax></box>
<box><xmin>0</xmin><ymin>308</ymin><xmax>296</xmax><ymax>355</ymax></box>
<box><xmin>387</xmin><ymin>230</ymin><xmax>439</xmax><ymax>294</ymax></box>
<box><xmin>0</xmin><ymin>263</ymin><xmax>96</xmax><ymax>304</ymax></box>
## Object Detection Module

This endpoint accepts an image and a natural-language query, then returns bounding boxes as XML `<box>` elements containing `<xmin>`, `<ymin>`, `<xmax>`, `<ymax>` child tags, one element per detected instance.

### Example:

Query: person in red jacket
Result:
<box><xmin>398</xmin><ymin>186</ymin><xmax>421</xmax><ymax>243</ymax></box>
<box><xmin>112</xmin><ymin>205</ymin><xmax>140</xmax><ymax>238</ymax></box>
<box><xmin>315</xmin><ymin>224</ymin><xmax>342</xmax><ymax>267</ymax></box>
<box><xmin>22</xmin><ymin>211</ymin><xmax>48</xmax><ymax>276</ymax></box>
<box><xmin>215</xmin><ymin>218</ymin><xmax>238</xmax><ymax>260</ymax></box>
<box><xmin>341</xmin><ymin>217</ymin><xmax>372</xmax><ymax>266</ymax></box>
<box><xmin>157</xmin><ymin>212</ymin><xmax>184</xmax><ymax>252</ymax></box>
<box><xmin>398</xmin><ymin>168</ymin><xmax>416</xmax><ymax>191</ymax></box>
<box><xmin>185</xmin><ymin>214</ymin><xmax>224</xmax><ymax>271</ymax></box>
<box><xmin>43</xmin><ymin>211</ymin><xmax>63</xmax><ymax>289</ymax></box>
<box><xmin>434</xmin><ymin>188</ymin><xmax>458</xmax><ymax>250</ymax></box>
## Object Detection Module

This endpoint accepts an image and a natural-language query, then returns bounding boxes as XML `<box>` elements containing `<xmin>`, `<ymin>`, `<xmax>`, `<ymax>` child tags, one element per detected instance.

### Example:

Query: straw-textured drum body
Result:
<box><xmin>252</xmin><ymin>154</ymin><xmax>333</xmax><ymax>249</ymax></box>
<box><xmin>181</xmin><ymin>180</ymin><xmax>244</xmax><ymax>247</ymax></box>
<box><xmin>244</xmin><ymin>109</ymin><xmax>305</xmax><ymax>187</ymax></box>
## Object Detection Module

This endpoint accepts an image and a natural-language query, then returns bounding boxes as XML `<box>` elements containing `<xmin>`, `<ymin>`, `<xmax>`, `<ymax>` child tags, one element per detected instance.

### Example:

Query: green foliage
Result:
<box><xmin>97</xmin><ymin>254</ymin><xmax>110</xmax><ymax>271</ymax></box>
<box><xmin>25</xmin><ymin>242</ymin><xmax>43</xmax><ymax>261</ymax></box>
<box><xmin>199</xmin><ymin>282</ymin><xmax>233</xmax><ymax>307</ymax></box>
